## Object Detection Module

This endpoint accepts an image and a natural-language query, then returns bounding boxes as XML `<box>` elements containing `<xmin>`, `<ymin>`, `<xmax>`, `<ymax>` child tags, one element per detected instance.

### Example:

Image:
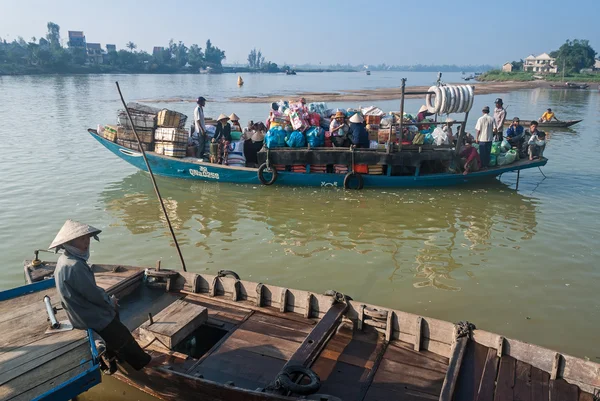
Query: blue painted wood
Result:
<box><xmin>1</xmin><ymin>281</ymin><xmax>102</xmax><ymax>401</ymax></box>
<box><xmin>89</xmin><ymin>130</ymin><xmax>547</xmax><ymax>189</ymax></box>
<box><xmin>0</xmin><ymin>278</ymin><xmax>56</xmax><ymax>301</ymax></box>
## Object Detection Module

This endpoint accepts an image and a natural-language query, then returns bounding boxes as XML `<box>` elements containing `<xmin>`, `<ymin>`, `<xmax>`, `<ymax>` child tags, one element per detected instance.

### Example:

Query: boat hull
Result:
<box><xmin>503</xmin><ymin>119</ymin><xmax>582</xmax><ymax>128</ymax></box>
<box><xmin>89</xmin><ymin>130</ymin><xmax>547</xmax><ymax>188</ymax></box>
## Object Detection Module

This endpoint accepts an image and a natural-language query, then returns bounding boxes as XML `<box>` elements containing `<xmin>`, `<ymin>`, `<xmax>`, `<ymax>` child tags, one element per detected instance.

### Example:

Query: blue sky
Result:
<box><xmin>1</xmin><ymin>0</ymin><xmax>598</xmax><ymax>66</ymax></box>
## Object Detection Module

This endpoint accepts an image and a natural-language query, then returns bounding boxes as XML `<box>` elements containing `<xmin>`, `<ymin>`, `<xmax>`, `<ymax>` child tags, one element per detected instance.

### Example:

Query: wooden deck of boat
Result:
<box><xmin>0</xmin><ymin>265</ymin><xmax>142</xmax><ymax>401</ymax></box>
<box><xmin>136</xmin><ymin>291</ymin><xmax>596</xmax><ymax>401</ymax></box>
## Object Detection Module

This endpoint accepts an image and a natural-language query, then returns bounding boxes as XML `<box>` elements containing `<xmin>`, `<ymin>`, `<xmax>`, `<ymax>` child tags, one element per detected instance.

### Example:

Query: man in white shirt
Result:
<box><xmin>475</xmin><ymin>106</ymin><xmax>496</xmax><ymax>169</ymax></box>
<box><xmin>192</xmin><ymin>97</ymin><xmax>207</xmax><ymax>158</ymax></box>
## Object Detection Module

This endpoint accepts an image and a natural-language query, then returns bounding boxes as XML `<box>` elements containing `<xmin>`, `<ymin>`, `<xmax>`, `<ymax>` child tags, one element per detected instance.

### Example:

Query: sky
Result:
<box><xmin>1</xmin><ymin>0</ymin><xmax>599</xmax><ymax>67</ymax></box>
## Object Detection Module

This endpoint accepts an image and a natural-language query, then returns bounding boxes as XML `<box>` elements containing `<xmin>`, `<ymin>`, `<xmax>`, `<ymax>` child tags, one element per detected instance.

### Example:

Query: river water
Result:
<box><xmin>1</xmin><ymin>72</ymin><xmax>599</xmax><ymax>400</ymax></box>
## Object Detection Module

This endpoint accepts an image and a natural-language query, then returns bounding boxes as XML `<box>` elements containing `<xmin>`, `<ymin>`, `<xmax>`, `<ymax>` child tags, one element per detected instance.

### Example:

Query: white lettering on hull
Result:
<box><xmin>189</xmin><ymin>166</ymin><xmax>220</xmax><ymax>180</ymax></box>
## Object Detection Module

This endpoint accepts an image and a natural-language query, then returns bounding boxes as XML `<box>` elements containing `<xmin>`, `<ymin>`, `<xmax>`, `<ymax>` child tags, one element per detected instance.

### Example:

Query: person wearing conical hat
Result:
<box><xmin>50</xmin><ymin>220</ymin><xmax>158</xmax><ymax>372</ymax></box>
<box><xmin>348</xmin><ymin>113</ymin><xmax>369</xmax><ymax>148</ymax></box>
<box><xmin>229</xmin><ymin>113</ymin><xmax>242</xmax><ymax>132</ymax></box>
<box><xmin>417</xmin><ymin>105</ymin><xmax>434</xmax><ymax>122</ymax></box>
<box><xmin>214</xmin><ymin>114</ymin><xmax>232</xmax><ymax>164</ymax></box>
<box><xmin>329</xmin><ymin>110</ymin><xmax>349</xmax><ymax>147</ymax></box>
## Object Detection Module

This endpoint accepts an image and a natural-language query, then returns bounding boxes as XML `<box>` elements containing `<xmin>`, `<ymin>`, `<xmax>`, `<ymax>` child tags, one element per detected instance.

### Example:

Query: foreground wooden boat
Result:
<box><xmin>87</xmin><ymin>129</ymin><xmax>547</xmax><ymax>189</ymax></box>
<box><xmin>23</xmin><ymin>260</ymin><xmax>600</xmax><ymax>401</ymax></box>
<box><xmin>503</xmin><ymin>119</ymin><xmax>582</xmax><ymax>129</ymax></box>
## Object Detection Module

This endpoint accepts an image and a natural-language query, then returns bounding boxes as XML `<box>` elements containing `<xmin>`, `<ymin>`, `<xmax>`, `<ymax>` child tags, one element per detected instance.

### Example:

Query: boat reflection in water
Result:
<box><xmin>99</xmin><ymin>172</ymin><xmax>539</xmax><ymax>292</ymax></box>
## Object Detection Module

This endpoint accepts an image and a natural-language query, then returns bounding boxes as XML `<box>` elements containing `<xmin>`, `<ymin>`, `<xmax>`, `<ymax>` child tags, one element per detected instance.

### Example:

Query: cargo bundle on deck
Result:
<box><xmin>99</xmin><ymin>102</ymin><xmax>189</xmax><ymax>156</ymax></box>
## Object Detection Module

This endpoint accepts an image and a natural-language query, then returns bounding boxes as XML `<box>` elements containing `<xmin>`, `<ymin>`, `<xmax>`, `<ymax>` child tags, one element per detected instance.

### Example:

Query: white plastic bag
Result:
<box><xmin>432</xmin><ymin>127</ymin><xmax>449</xmax><ymax>146</ymax></box>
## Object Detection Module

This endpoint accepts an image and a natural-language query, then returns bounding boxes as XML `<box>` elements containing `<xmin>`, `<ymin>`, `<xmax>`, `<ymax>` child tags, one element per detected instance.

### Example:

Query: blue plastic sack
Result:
<box><xmin>305</xmin><ymin>126</ymin><xmax>325</xmax><ymax>147</ymax></box>
<box><xmin>424</xmin><ymin>133</ymin><xmax>434</xmax><ymax>145</ymax></box>
<box><xmin>265</xmin><ymin>126</ymin><xmax>287</xmax><ymax>148</ymax></box>
<box><xmin>286</xmin><ymin>130</ymin><xmax>306</xmax><ymax>148</ymax></box>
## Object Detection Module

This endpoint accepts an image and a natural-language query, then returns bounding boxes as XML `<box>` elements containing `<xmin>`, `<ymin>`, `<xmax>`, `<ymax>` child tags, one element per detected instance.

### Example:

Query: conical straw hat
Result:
<box><xmin>49</xmin><ymin>219</ymin><xmax>102</xmax><ymax>250</ymax></box>
<box><xmin>418</xmin><ymin>105</ymin><xmax>428</xmax><ymax>113</ymax></box>
<box><xmin>229</xmin><ymin>113</ymin><xmax>240</xmax><ymax>121</ymax></box>
<box><xmin>349</xmin><ymin>113</ymin><xmax>364</xmax><ymax>124</ymax></box>
<box><xmin>217</xmin><ymin>113</ymin><xmax>229</xmax><ymax>121</ymax></box>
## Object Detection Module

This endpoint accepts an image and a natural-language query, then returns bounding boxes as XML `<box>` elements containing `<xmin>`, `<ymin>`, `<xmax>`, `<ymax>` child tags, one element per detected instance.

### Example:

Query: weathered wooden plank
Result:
<box><xmin>0</xmin><ymin>336</ymin><xmax>87</xmax><ymax>386</ymax></box>
<box><xmin>139</xmin><ymin>299</ymin><xmax>207</xmax><ymax>349</ymax></box>
<box><xmin>453</xmin><ymin>341</ymin><xmax>490</xmax><ymax>401</ymax></box>
<box><xmin>0</xmin><ymin>287</ymin><xmax>58</xmax><ymax>316</ymax></box>
<box><xmin>10</xmin><ymin>363</ymin><xmax>90</xmax><ymax>401</ymax></box>
<box><xmin>578</xmin><ymin>391</ymin><xmax>595</xmax><ymax>401</ymax></box>
<box><xmin>494</xmin><ymin>356</ymin><xmax>516</xmax><ymax>401</ymax></box>
<box><xmin>238</xmin><ymin>318</ymin><xmax>307</xmax><ymax>344</ymax></box>
<box><xmin>215</xmin><ymin>328</ymin><xmax>301</xmax><ymax>361</ymax></box>
<box><xmin>311</xmin><ymin>359</ymin><xmax>371</xmax><ymax>401</ymax></box>
<box><xmin>364</xmin><ymin>385</ymin><xmax>439</xmax><ymax>400</ymax></box>
<box><xmin>382</xmin><ymin>341</ymin><xmax>448</xmax><ymax>374</ymax></box>
<box><xmin>514</xmin><ymin>360</ymin><xmax>532</xmax><ymax>401</ymax></box>
<box><xmin>388</xmin><ymin>340</ymin><xmax>450</xmax><ymax>366</ymax></box>
<box><xmin>371</xmin><ymin>358</ymin><xmax>446</xmax><ymax>396</ymax></box>
<box><xmin>549</xmin><ymin>379</ymin><xmax>579</xmax><ymax>401</ymax></box>
<box><xmin>476</xmin><ymin>348</ymin><xmax>500</xmax><ymax>401</ymax></box>
<box><xmin>0</xmin><ymin>342</ymin><xmax>91</xmax><ymax>399</ymax></box>
<box><xmin>531</xmin><ymin>365</ymin><xmax>550</xmax><ymax>401</ymax></box>
<box><xmin>439</xmin><ymin>336</ymin><xmax>468</xmax><ymax>401</ymax></box>
<box><xmin>284</xmin><ymin>301</ymin><xmax>347</xmax><ymax>369</ymax></box>
<box><xmin>195</xmin><ymin>347</ymin><xmax>284</xmax><ymax>387</ymax></box>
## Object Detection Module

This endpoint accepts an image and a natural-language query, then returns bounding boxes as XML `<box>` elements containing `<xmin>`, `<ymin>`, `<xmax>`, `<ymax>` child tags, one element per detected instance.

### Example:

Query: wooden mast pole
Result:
<box><xmin>115</xmin><ymin>82</ymin><xmax>187</xmax><ymax>272</ymax></box>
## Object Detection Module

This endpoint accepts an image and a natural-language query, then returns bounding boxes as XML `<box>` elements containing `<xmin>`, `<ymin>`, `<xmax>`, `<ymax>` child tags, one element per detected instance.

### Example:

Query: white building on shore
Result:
<box><xmin>523</xmin><ymin>53</ymin><xmax>558</xmax><ymax>74</ymax></box>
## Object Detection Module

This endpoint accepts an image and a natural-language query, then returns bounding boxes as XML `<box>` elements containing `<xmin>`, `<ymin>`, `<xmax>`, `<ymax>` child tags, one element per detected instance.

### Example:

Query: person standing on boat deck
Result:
<box><xmin>266</xmin><ymin>102</ymin><xmax>281</xmax><ymax>130</ymax></box>
<box><xmin>493</xmin><ymin>98</ymin><xmax>506</xmax><ymax>141</ymax></box>
<box><xmin>330</xmin><ymin>111</ymin><xmax>349</xmax><ymax>147</ymax></box>
<box><xmin>475</xmin><ymin>106</ymin><xmax>496</xmax><ymax>169</ymax></box>
<box><xmin>348</xmin><ymin>113</ymin><xmax>369</xmax><ymax>148</ymax></box>
<box><xmin>49</xmin><ymin>220</ymin><xmax>160</xmax><ymax>372</ymax></box>
<box><xmin>214</xmin><ymin>114</ymin><xmax>232</xmax><ymax>164</ymax></box>
<box><xmin>539</xmin><ymin>108</ymin><xmax>559</xmax><ymax>122</ymax></box>
<box><xmin>192</xmin><ymin>97</ymin><xmax>207</xmax><ymax>158</ymax></box>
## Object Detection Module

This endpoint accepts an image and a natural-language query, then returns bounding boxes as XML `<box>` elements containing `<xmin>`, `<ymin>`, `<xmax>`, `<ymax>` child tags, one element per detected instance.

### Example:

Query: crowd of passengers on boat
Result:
<box><xmin>188</xmin><ymin>95</ymin><xmax>547</xmax><ymax>175</ymax></box>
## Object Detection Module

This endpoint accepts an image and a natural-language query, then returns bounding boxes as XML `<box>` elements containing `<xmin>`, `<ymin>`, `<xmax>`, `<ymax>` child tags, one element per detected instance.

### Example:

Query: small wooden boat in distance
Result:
<box><xmin>503</xmin><ymin>119</ymin><xmax>582</xmax><ymax>128</ymax></box>
<box><xmin>23</xmin><ymin>260</ymin><xmax>600</xmax><ymax>401</ymax></box>
<box><xmin>549</xmin><ymin>82</ymin><xmax>589</xmax><ymax>89</ymax></box>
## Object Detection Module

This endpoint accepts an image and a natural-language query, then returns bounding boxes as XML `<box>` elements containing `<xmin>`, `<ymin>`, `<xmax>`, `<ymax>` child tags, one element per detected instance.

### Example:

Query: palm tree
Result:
<box><xmin>126</xmin><ymin>41</ymin><xmax>137</xmax><ymax>52</ymax></box>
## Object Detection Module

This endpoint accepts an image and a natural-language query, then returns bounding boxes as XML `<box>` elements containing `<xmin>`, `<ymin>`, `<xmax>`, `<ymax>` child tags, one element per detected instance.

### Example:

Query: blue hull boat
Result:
<box><xmin>89</xmin><ymin>129</ymin><xmax>547</xmax><ymax>189</ymax></box>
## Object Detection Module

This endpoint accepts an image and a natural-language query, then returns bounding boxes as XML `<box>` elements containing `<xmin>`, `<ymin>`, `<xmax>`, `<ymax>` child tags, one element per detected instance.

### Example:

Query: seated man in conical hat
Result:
<box><xmin>49</xmin><ymin>219</ymin><xmax>161</xmax><ymax>373</ymax></box>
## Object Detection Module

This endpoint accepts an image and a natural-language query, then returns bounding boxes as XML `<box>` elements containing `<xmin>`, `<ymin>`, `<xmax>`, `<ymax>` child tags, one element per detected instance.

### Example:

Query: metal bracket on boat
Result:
<box><xmin>145</xmin><ymin>262</ymin><xmax>179</xmax><ymax>291</ymax></box>
<box><xmin>43</xmin><ymin>295</ymin><xmax>73</xmax><ymax>334</ymax></box>
<box><xmin>455</xmin><ymin>321</ymin><xmax>476</xmax><ymax>340</ymax></box>
<box><xmin>323</xmin><ymin>290</ymin><xmax>351</xmax><ymax>305</ymax></box>
<box><xmin>210</xmin><ymin>270</ymin><xmax>241</xmax><ymax>300</ymax></box>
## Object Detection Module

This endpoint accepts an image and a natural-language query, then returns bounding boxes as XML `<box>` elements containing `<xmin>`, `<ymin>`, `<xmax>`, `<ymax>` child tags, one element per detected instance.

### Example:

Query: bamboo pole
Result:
<box><xmin>115</xmin><ymin>82</ymin><xmax>187</xmax><ymax>272</ymax></box>
<box><xmin>394</xmin><ymin>78</ymin><xmax>407</xmax><ymax>154</ymax></box>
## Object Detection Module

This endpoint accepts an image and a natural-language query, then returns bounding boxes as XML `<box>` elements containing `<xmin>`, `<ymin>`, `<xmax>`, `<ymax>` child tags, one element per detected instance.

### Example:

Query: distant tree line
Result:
<box><xmin>0</xmin><ymin>21</ymin><xmax>227</xmax><ymax>75</ymax></box>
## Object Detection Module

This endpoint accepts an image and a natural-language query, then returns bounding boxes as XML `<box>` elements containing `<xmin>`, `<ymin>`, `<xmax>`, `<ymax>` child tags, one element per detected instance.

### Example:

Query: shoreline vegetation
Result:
<box><xmin>478</xmin><ymin>70</ymin><xmax>600</xmax><ymax>83</ymax></box>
